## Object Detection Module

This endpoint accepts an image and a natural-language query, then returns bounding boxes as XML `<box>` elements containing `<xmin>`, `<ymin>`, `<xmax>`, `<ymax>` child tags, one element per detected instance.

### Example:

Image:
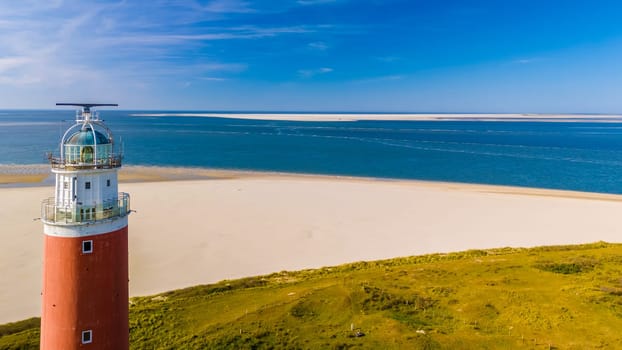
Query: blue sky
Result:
<box><xmin>1</xmin><ymin>0</ymin><xmax>622</xmax><ymax>112</ymax></box>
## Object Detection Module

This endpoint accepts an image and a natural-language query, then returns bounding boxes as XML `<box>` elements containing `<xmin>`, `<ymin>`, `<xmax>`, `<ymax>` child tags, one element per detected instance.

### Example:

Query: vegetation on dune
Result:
<box><xmin>3</xmin><ymin>242</ymin><xmax>622</xmax><ymax>349</ymax></box>
<box><xmin>0</xmin><ymin>318</ymin><xmax>39</xmax><ymax>350</ymax></box>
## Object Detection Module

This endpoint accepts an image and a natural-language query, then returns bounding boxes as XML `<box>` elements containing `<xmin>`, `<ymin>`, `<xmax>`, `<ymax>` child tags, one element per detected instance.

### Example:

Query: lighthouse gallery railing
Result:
<box><xmin>48</xmin><ymin>154</ymin><xmax>123</xmax><ymax>170</ymax></box>
<box><xmin>41</xmin><ymin>192</ymin><xmax>130</xmax><ymax>224</ymax></box>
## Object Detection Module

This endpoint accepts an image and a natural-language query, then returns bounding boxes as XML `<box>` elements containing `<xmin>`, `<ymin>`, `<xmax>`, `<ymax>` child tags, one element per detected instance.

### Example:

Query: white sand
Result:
<box><xmin>1</xmin><ymin>175</ymin><xmax>622</xmax><ymax>323</ymax></box>
<box><xmin>129</xmin><ymin>112</ymin><xmax>622</xmax><ymax>122</ymax></box>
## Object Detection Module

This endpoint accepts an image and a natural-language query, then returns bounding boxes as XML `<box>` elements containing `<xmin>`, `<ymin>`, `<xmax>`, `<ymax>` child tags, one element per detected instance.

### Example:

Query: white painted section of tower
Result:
<box><xmin>53</xmin><ymin>169</ymin><xmax>119</xmax><ymax>208</ymax></box>
<box><xmin>43</xmin><ymin>216</ymin><xmax>128</xmax><ymax>237</ymax></box>
<box><xmin>41</xmin><ymin>104</ymin><xmax>130</xmax><ymax>239</ymax></box>
<box><xmin>44</xmin><ymin>166</ymin><xmax>128</xmax><ymax>238</ymax></box>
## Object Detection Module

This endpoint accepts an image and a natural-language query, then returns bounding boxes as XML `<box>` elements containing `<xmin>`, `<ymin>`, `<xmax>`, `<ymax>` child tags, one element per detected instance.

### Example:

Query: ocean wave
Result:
<box><xmin>244</xmin><ymin>130</ymin><xmax>598</xmax><ymax>154</ymax></box>
<box><xmin>364</xmin><ymin>139</ymin><xmax>622</xmax><ymax>166</ymax></box>
<box><xmin>225</xmin><ymin>123</ymin><xmax>567</xmax><ymax>139</ymax></box>
<box><xmin>171</xmin><ymin>129</ymin><xmax>252</xmax><ymax>136</ymax></box>
<box><xmin>569</xmin><ymin>132</ymin><xmax>622</xmax><ymax>135</ymax></box>
<box><xmin>0</xmin><ymin>122</ymin><xmax>58</xmax><ymax>127</ymax></box>
<box><xmin>254</xmin><ymin>130</ymin><xmax>622</xmax><ymax>166</ymax></box>
<box><xmin>568</xmin><ymin>126</ymin><xmax>622</xmax><ymax>130</ymax></box>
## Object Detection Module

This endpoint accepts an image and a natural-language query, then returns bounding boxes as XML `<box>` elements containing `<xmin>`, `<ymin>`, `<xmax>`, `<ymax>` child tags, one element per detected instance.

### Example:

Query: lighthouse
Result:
<box><xmin>40</xmin><ymin>103</ymin><xmax>131</xmax><ymax>349</ymax></box>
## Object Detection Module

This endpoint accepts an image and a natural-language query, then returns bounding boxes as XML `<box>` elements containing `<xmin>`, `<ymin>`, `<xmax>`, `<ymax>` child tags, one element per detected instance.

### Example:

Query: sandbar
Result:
<box><xmin>129</xmin><ymin>112</ymin><xmax>622</xmax><ymax>122</ymax></box>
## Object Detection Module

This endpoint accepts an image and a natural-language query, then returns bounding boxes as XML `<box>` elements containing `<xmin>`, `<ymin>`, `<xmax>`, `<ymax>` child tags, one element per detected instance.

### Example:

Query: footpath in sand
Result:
<box><xmin>1</xmin><ymin>167</ymin><xmax>622</xmax><ymax>323</ymax></box>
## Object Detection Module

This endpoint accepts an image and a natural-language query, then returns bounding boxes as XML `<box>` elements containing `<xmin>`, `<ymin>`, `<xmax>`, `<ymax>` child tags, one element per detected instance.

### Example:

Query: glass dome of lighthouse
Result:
<box><xmin>64</xmin><ymin>126</ymin><xmax>112</xmax><ymax>165</ymax></box>
<box><xmin>54</xmin><ymin>103</ymin><xmax>122</xmax><ymax>169</ymax></box>
<box><xmin>66</xmin><ymin>127</ymin><xmax>110</xmax><ymax>146</ymax></box>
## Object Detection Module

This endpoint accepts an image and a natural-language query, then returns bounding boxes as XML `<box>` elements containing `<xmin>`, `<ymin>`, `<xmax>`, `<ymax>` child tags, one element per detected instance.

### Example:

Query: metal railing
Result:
<box><xmin>41</xmin><ymin>192</ymin><xmax>130</xmax><ymax>225</ymax></box>
<box><xmin>48</xmin><ymin>154</ymin><xmax>123</xmax><ymax>170</ymax></box>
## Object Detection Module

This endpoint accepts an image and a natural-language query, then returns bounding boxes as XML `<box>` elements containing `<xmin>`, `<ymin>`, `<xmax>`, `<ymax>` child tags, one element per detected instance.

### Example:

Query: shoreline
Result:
<box><xmin>2</xmin><ymin>164</ymin><xmax>622</xmax><ymax>201</ymax></box>
<box><xmin>2</xmin><ymin>166</ymin><xmax>622</xmax><ymax>323</ymax></box>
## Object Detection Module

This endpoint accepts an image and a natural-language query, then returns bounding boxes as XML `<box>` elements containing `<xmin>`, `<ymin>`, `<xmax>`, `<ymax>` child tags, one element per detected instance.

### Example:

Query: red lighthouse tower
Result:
<box><xmin>40</xmin><ymin>104</ymin><xmax>131</xmax><ymax>349</ymax></box>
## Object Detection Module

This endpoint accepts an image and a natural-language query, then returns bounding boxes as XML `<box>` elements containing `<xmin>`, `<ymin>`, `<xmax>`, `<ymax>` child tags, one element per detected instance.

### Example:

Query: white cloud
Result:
<box><xmin>298</xmin><ymin>67</ymin><xmax>333</xmax><ymax>78</ymax></box>
<box><xmin>229</xmin><ymin>25</ymin><xmax>313</xmax><ymax>36</ymax></box>
<box><xmin>0</xmin><ymin>2</ymin><xmax>116</xmax><ymax>89</ymax></box>
<box><xmin>297</xmin><ymin>0</ymin><xmax>338</xmax><ymax>5</ymax></box>
<box><xmin>200</xmin><ymin>77</ymin><xmax>227</xmax><ymax>81</ymax></box>
<box><xmin>201</xmin><ymin>0</ymin><xmax>255</xmax><ymax>13</ymax></box>
<box><xmin>308</xmin><ymin>41</ymin><xmax>328</xmax><ymax>51</ymax></box>
<box><xmin>0</xmin><ymin>57</ymin><xmax>33</xmax><ymax>74</ymax></box>
<box><xmin>198</xmin><ymin>63</ymin><xmax>247</xmax><ymax>72</ymax></box>
<box><xmin>96</xmin><ymin>17</ymin><xmax>117</xmax><ymax>33</ymax></box>
<box><xmin>57</xmin><ymin>9</ymin><xmax>99</xmax><ymax>38</ymax></box>
<box><xmin>93</xmin><ymin>25</ymin><xmax>315</xmax><ymax>47</ymax></box>
<box><xmin>0</xmin><ymin>1</ymin><xmax>344</xmax><ymax>107</ymax></box>
<box><xmin>513</xmin><ymin>58</ymin><xmax>539</xmax><ymax>64</ymax></box>
<box><xmin>353</xmin><ymin>75</ymin><xmax>404</xmax><ymax>83</ymax></box>
<box><xmin>0</xmin><ymin>0</ymin><xmax>64</xmax><ymax>16</ymax></box>
<box><xmin>376</xmin><ymin>56</ymin><xmax>400</xmax><ymax>63</ymax></box>
<box><xmin>0</xmin><ymin>1</ymin><xmax>305</xmax><ymax>91</ymax></box>
<box><xmin>0</xmin><ymin>75</ymin><xmax>41</xmax><ymax>85</ymax></box>
<box><xmin>109</xmin><ymin>61</ymin><xmax>247</xmax><ymax>80</ymax></box>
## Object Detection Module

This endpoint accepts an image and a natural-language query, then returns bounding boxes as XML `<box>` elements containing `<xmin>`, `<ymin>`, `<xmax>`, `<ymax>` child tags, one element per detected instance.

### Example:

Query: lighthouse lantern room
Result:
<box><xmin>40</xmin><ymin>103</ymin><xmax>131</xmax><ymax>350</ymax></box>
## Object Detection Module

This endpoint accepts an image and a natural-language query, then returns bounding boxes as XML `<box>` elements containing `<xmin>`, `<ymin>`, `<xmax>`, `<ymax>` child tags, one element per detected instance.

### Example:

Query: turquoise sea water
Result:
<box><xmin>2</xmin><ymin>110</ymin><xmax>622</xmax><ymax>194</ymax></box>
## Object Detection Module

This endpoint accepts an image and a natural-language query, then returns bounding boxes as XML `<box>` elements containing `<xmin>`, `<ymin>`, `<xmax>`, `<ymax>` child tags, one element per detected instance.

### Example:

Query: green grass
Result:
<box><xmin>3</xmin><ymin>242</ymin><xmax>622</xmax><ymax>349</ymax></box>
<box><xmin>0</xmin><ymin>318</ymin><xmax>40</xmax><ymax>350</ymax></box>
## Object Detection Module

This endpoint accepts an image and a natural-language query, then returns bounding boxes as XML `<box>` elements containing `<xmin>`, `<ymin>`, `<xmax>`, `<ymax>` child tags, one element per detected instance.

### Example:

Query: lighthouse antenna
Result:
<box><xmin>56</xmin><ymin>102</ymin><xmax>118</xmax><ymax>124</ymax></box>
<box><xmin>55</xmin><ymin>103</ymin><xmax>119</xmax><ymax>162</ymax></box>
<box><xmin>56</xmin><ymin>103</ymin><xmax>118</xmax><ymax>114</ymax></box>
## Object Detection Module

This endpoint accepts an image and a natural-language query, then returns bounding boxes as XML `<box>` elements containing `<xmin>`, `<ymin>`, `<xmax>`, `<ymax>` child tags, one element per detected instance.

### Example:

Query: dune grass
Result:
<box><xmin>2</xmin><ymin>242</ymin><xmax>622</xmax><ymax>349</ymax></box>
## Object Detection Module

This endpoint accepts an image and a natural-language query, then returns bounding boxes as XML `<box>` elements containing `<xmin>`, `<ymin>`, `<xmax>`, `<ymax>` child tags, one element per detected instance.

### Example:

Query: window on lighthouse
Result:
<box><xmin>82</xmin><ymin>240</ymin><xmax>93</xmax><ymax>254</ymax></box>
<box><xmin>82</xmin><ymin>330</ymin><xmax>92</xmax><ymax>344</ymax></box>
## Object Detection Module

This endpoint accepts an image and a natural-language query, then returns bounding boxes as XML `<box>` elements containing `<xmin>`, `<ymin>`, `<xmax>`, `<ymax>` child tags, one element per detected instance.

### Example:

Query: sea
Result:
<box><xmin>2</xmin><ymin>109</ymin><xmax>622</xmax><ymax>194</ymax></box>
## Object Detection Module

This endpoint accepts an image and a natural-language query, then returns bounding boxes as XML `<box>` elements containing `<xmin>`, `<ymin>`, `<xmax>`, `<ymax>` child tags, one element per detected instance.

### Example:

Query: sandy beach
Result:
<box><xmin>1</xmin><ymin>167</ymin><xmax>622</xmax><ymax>323</ymax></box>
